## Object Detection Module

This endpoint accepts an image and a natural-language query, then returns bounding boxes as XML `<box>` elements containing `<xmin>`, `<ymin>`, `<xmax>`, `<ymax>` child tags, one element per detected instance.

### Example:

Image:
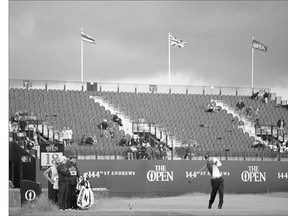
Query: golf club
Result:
<box><xmin>188</xmin><ymin>164</ymin><xmax>206</xmax><ymax>183</ymax></box>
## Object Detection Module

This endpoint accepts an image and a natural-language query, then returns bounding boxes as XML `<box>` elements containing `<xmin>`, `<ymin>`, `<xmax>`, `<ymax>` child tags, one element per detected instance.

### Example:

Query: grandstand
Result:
<box><xmin>9</xmin><ymin>79</ymin><xmax>288</xmax><ymax>163</ymax></box>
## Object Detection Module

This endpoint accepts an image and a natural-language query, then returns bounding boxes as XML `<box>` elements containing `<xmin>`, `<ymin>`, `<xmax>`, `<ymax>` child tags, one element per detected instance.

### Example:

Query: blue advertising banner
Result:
<box><xmin>37</xmin><ymin>160</ymin><xmax>288</xmax><ymax>195</ymax></box>
<box><xmin>76</xmin><ymin>160</ymin><xmax>288</xmax><ymax>194</ymax></box>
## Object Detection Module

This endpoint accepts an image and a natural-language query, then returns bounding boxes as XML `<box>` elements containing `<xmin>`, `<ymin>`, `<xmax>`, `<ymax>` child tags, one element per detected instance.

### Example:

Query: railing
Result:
<box><xmin>9</xmin><ymin>79</ymin><xmax>271</xmax><ymax>96</ymax></box>
<box><xmin>64</xmin><ymin>147</ymin><xmax>288</xmax><ymax>161</ymax></box>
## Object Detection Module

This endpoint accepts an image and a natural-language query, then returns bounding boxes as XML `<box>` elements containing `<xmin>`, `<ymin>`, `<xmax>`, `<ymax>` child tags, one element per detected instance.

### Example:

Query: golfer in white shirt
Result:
<box><xmin>205</xmin><ymin>153</ymin><xmax>224</xmax><ymax>209</ymax></box>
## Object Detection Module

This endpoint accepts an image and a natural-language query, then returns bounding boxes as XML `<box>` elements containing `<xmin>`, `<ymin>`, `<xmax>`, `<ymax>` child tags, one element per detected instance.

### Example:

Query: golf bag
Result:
<box><xmin>76</xmin><ymin>173</ymin><xmax>94</xmax><ymax>210</ymax></box>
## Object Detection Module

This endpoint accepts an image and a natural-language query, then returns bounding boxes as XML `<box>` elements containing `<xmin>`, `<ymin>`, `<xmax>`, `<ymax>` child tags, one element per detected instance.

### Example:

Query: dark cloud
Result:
<box><xmin>9</xmin><ymin>1</ymin><xmax>288</xmax><ymax>99</ymax></box>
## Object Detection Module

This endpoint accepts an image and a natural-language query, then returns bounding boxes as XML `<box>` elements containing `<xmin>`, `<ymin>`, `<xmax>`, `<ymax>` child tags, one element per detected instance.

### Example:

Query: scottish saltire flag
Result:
<box><xmin>81</xmin><ymin>32</ymin><xmax>96</xmax><ymax>44</ymax></box>
<box><xmin>170</xmin><ymin>34</ymin><xmax>186</xmax><ymax>48</ymax></box>
<box><xmin>252</xmin><ymin>39</ymin><xmax>267</xmax><ymax>52</ymax></box>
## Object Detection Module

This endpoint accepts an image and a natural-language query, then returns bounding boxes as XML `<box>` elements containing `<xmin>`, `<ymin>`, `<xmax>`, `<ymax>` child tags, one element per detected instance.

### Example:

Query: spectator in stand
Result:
<box><xmin>130</xmin><ymin>135</ymin><xmax>140</xmax><ymax>146</ymax></box>
<box><xmin>250</xmin><ymin>92</ymin><xmax>259</xmax><ymax>100</ymax></box>
<box><xmin>206</xmin><ymin>103</ymin><xmax>215</xmax><ymax>113</ymax></box>
<box><xmin>112</xmin><ymin>113</ymin><xmax>123</xmax><ymax>126</ymax></box>
<box><xmin>99</xmin><ymin>119</ymin><xmax>111</xmax><ymax>138</ymax></box>
<box><xmin>246</xmin><ymin>106</ymin><xmax>253</xmax><ymax>119</ymax></box>
<box><xmin>158</xmin><ymin>143</ymin><xmax>167</xmax><ymax>160</ymax></box>
<box><xmin>118</xmin><ymin>135</ymin><xmax>127</xmax><ymax>147</ymax></box>
<box><xmin>254</xmin><ymin>108</ymin><xmax>260</xmax><ymax>127</ymax></box>
<box><xmin>43</xmin><ymin>158</ymin><xmax>60</xmax><ymax>204</ymax></box>
<box><xmin>277</xmin><ymin>117</ymin><xmax>286</xmax><ymax>136</ymax></box>
<box><xmin>66</xmin><ymin>127</ymin><xmax>73</xmax><ymax>146</ymax></box>
<box><xmin>85</xmin><ymin>136</ymin><xmax>93</xmax><ymax>145</ymax></box>
<box><xmin>80</xmin><ymin>135</ymin><xmax>87</xmax><ymax>145</ymax></box>
<box><xmin>61</xmin><ymin>127</ymin><xmax>69</xmax><ymax>146</ymax></box>
<box><xmin>25</xmin><ymin>121</ymin><xmax>36</xmax><ymax>141</ymax></box>
<box><xmin>100</xmin><ymin>119</ymin><xmax>108</xmax><ymax>130</ymax></box>
<box><xmin>145</xmin><ymin>143</ymin><xmax>153</xmax><ymax>160</ymax></box>
<box><xmin>139</xmin><ymin>143</ymin><xmax>148</xmax><ymax>159</ymax></box>
<box><xmin>184</xmin><ymin>141</ymin><xmax>195</xmax><ymax>159</ymax></box>
<box><xmin>57</xmin><ymin>156</ymin><xmax>71</xmax><ymax>211</ymax></box>
<box><xmin>267</xmin><ymin>140</ymin><xmax>278</xmax><ymax>152</ymax></box>
<box><xmin>236</xmin><ymin>99</ymin><xmax>245</xmax><ymax>115</ymax></box>
<box><xmin>262</xmin><ymin>90</ymin><xmax>269</xmax><ymax>104</ymax></box>
<box><xmin>19</xmin><ymin>119</ymin><xmax>27</xmax><ymax>132</ymax></box>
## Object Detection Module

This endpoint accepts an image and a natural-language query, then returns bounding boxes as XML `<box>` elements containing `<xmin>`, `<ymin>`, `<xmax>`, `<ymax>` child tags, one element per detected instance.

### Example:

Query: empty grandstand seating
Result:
<box><xmin>9</xmin><ymin>87</ymin><xmax>288</xmax><ymax>160</ymax></box>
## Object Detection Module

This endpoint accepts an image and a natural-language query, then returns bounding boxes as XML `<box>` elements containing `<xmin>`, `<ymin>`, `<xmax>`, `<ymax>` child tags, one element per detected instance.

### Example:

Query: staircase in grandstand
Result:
<box><xmin>212</xmin><ymin>99</ymin><xmax>262</xmax><ymax>142</ymax></box>
<box><xmin>90</xmin><ymin>95</ymin><xmax>182</xmax><ymax>150</ymax></box>
<box><xmin>212</xmin><ymin>99</ymin><xmax>288</xmax><ymax>145</ymax></box>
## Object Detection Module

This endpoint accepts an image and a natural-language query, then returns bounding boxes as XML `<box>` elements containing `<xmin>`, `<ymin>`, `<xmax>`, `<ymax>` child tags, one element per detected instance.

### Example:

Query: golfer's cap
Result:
<box><xmin>69</xmin><ymin>155</ymin><xmax>77</xmax><ymax>159</ymax></box>
<box><xmin>204</xmin><ymin>154</ymin><xmax>210</xmax><ymax>159</ymax></box>
<box><xmin>59</xmin><ymin>156</ymin><xmax>67</xmax><ymax>162</ymax></box>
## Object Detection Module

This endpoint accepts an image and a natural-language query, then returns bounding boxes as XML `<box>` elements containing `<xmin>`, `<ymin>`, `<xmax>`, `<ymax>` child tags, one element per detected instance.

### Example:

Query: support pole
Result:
<box><xmin>252</xmin><ymin>36</ymin><xmax>254</xmax><ymax>89</ymax></box>
<box><xmin>168</xmin><ymin>32</ymin><xmax>171</xmax><ymax>86</ymax></box>
<box><xmin>81</xmin><ymin>28</ymin><xmax>84</xmax><ymax>83</ymax></box>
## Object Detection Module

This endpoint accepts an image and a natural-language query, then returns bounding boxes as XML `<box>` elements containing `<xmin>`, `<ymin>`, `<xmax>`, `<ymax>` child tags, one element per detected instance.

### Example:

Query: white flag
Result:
<box><xmin>81</xmin><ymin>32</ymin><xmax>96</xmax><ymax>44</ymax></box>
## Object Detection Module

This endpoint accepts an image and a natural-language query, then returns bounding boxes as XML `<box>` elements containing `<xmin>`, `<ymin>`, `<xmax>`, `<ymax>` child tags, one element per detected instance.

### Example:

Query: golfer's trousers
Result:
<box><xmin>209</xmin><ymin>177</ymin><xmax>224</xmax><ymax>207</ymax></box>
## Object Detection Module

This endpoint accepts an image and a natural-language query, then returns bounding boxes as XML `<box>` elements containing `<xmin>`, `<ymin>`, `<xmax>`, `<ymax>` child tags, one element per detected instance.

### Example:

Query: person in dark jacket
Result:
<box><xmin>277</xmin><ymin>117</ymin><xmax>286</xmax><ymax>136</ymax></box>
<box><xmin>57</xmin><ymin>156</ymin><xmax>71</xmax><ymax>210</ymax></box>
<box><xmin>67</xmin><ymin>155</ymin><xmax>80</xmax><ymax>210</ymax></box>
<box><xmin>112</xmin><ymin>113</ymin><xmax>123</xmax><ymax>126</ymax></box>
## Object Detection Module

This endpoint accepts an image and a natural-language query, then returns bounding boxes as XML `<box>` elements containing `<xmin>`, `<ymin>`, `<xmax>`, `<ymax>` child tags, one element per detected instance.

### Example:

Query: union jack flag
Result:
<box><xmin>169</xmin><ymin>34</ymin><xmax>186</xmax><ymax>48</ymax></box>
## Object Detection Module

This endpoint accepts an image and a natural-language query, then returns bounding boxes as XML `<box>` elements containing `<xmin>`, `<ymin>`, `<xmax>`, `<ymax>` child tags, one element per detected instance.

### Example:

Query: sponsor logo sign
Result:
<box><xmin>241</xmin><ymin>166</ymin><xmax>266</xmax><ymax>182</ymax></box>
<box><xmin>146</xmin><ymin>165</ymin><xmax>174</xmax><ymax>182</ymax></box>
<box><xmin>24</xmin><ymin>189</ymin><xmax>36</xmax><ymax>202</ymax></box>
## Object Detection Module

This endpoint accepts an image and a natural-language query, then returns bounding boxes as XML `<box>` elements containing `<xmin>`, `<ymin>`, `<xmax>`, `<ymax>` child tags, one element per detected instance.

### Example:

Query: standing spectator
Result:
<box><xmin>205</xmin><ymin>154</ymin><xmax>224</xmax><ymax>209</ymax></box>
<box><xmin>139</xmin><ymin>143</ymin><xmax>148</xmax><ymax>159</ymax></box>
<box><xmin>43</xmin><ymin>158</ymin><xmax>60</xmax><ymax>204</ymax></box>
<box><xmin>254</xmin><ymin>108</ymin><xmax>260</xmax><ymax>127</ymax></box>
<box><xmin>250</xmin><ymin>92</ymin><xmax>259</xmax><ymax>100</ymax></box>
<box><xmin>99</xmin><ymin>119</ymin><xmax>108</xmax><ymax>130</ymax></box>
<box><xmin>67</xmin><ymin>155</ymin><xmax>80</xmax><ymax>210</ymax></box>
<box><xmin>112</xmin><ymin>112</ymin><xmax>123</xmax><ymax>126</ymax></box>
<box><xmin>146</xmin><ymin>143</ymin><xmax>153</xmax><ymax>160</ymax></box>
<box><xmin>246</xmin><ymin>106</ymin><xmax>253</xmax><ymax>120</ymax></box>
<box><xmin>277</xmin><ymin>117</ymin><xmax>286</xmax><ymax>137</ymax></box>
<box><xmin>263</xmin><ymin>90</ymin><xmax>269</xmax><ymax>104</ymax></box>
<box><xmin>57</xmin><ymin>156</ymin><xmax>71</xmax><ymax>211</ymax></box>
<box><xmin>99</xmin><ymin>119</ymin><xmax>111</xmax><ymax>138</ymax></box>
<box><xmin>66</xmin><ymin>127</ymin><xmax>73</xmax><ymax>146</ymax></box>
<box><xmin>159</xmin><ymin>143</ymin><xmax>167</xmax><ymax>160</ymax></box>
<box><xmin>130</xmin><ymin>135</ymin><xmax>139</xmax><ymax>146</ymax></box>
<box><xmin>118</xmin><ymin>135</ymin><xmax>127</xmax><ymax>147</ymax></box>
<box><xmin>19</xmin><ymin>119</ymin><xmax>27</xmax><ymax>132</ymax></box>
<box><xmin>61</xmin><ymin>127</ymin><xmax>69</xmax><ymax>146</ymax></box>
<box><xmin>236</xmin><ymin>99</ymin><xmax>245</xmax><ymax>115</ymax></box>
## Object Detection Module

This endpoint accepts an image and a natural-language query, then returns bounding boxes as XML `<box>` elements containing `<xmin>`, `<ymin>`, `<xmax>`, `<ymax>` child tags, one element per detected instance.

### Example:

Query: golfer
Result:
<box><xmin>204</xmin><ymin>153</ymin><xmax>224</xmax><ymax>209</ymax></box>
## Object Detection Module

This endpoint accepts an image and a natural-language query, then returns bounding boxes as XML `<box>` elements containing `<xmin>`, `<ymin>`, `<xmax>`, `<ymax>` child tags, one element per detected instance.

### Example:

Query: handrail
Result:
<box><xmin>9</xmin><ymin>78</ymin><xmax>271</xmax><ymax>96</ymax></box>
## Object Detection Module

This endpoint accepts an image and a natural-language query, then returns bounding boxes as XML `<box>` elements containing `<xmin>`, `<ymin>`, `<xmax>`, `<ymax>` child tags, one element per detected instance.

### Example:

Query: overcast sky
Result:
<box><xmin>8</xmin><ymin>1</ymin><xmax>288</xmax><ymax>100</ymax></box>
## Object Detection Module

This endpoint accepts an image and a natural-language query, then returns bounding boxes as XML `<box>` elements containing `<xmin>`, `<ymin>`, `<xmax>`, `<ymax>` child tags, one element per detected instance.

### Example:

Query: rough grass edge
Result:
<box><xmin>9</xmin><ymin>194</ymin><xmax>59</xmax><ymax>216</ymax></box>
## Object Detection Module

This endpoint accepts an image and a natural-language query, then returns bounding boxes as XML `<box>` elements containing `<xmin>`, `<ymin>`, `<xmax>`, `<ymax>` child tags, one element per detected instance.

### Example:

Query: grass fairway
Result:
<box><xmin>10</xmin><ymin>192</ymin><xmax>288</xmax><ymax>216</ymax></box>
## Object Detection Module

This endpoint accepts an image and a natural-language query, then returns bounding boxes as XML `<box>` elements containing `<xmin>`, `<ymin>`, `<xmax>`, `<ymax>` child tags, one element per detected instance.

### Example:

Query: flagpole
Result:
<box><xmin>168</xmin><ymin>32</ymin><xmax>171</xmax><ymax>86</ymax></box>
<box><xmin>252</xmin><ymin>36</ymin><xmax>254</xmax><ymax>90</ymax></box>
<box><xmin>81</xmin><ymin>28</ymin><xmax>84</xmax><ymax>83</ymax></box>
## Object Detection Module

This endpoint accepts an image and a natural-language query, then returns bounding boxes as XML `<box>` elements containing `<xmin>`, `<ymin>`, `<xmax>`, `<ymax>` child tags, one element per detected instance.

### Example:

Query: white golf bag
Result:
<box><xmin>76</xmin><ymin>173</ymin><xmax>94</xmax><ymax>210</ymax></box>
